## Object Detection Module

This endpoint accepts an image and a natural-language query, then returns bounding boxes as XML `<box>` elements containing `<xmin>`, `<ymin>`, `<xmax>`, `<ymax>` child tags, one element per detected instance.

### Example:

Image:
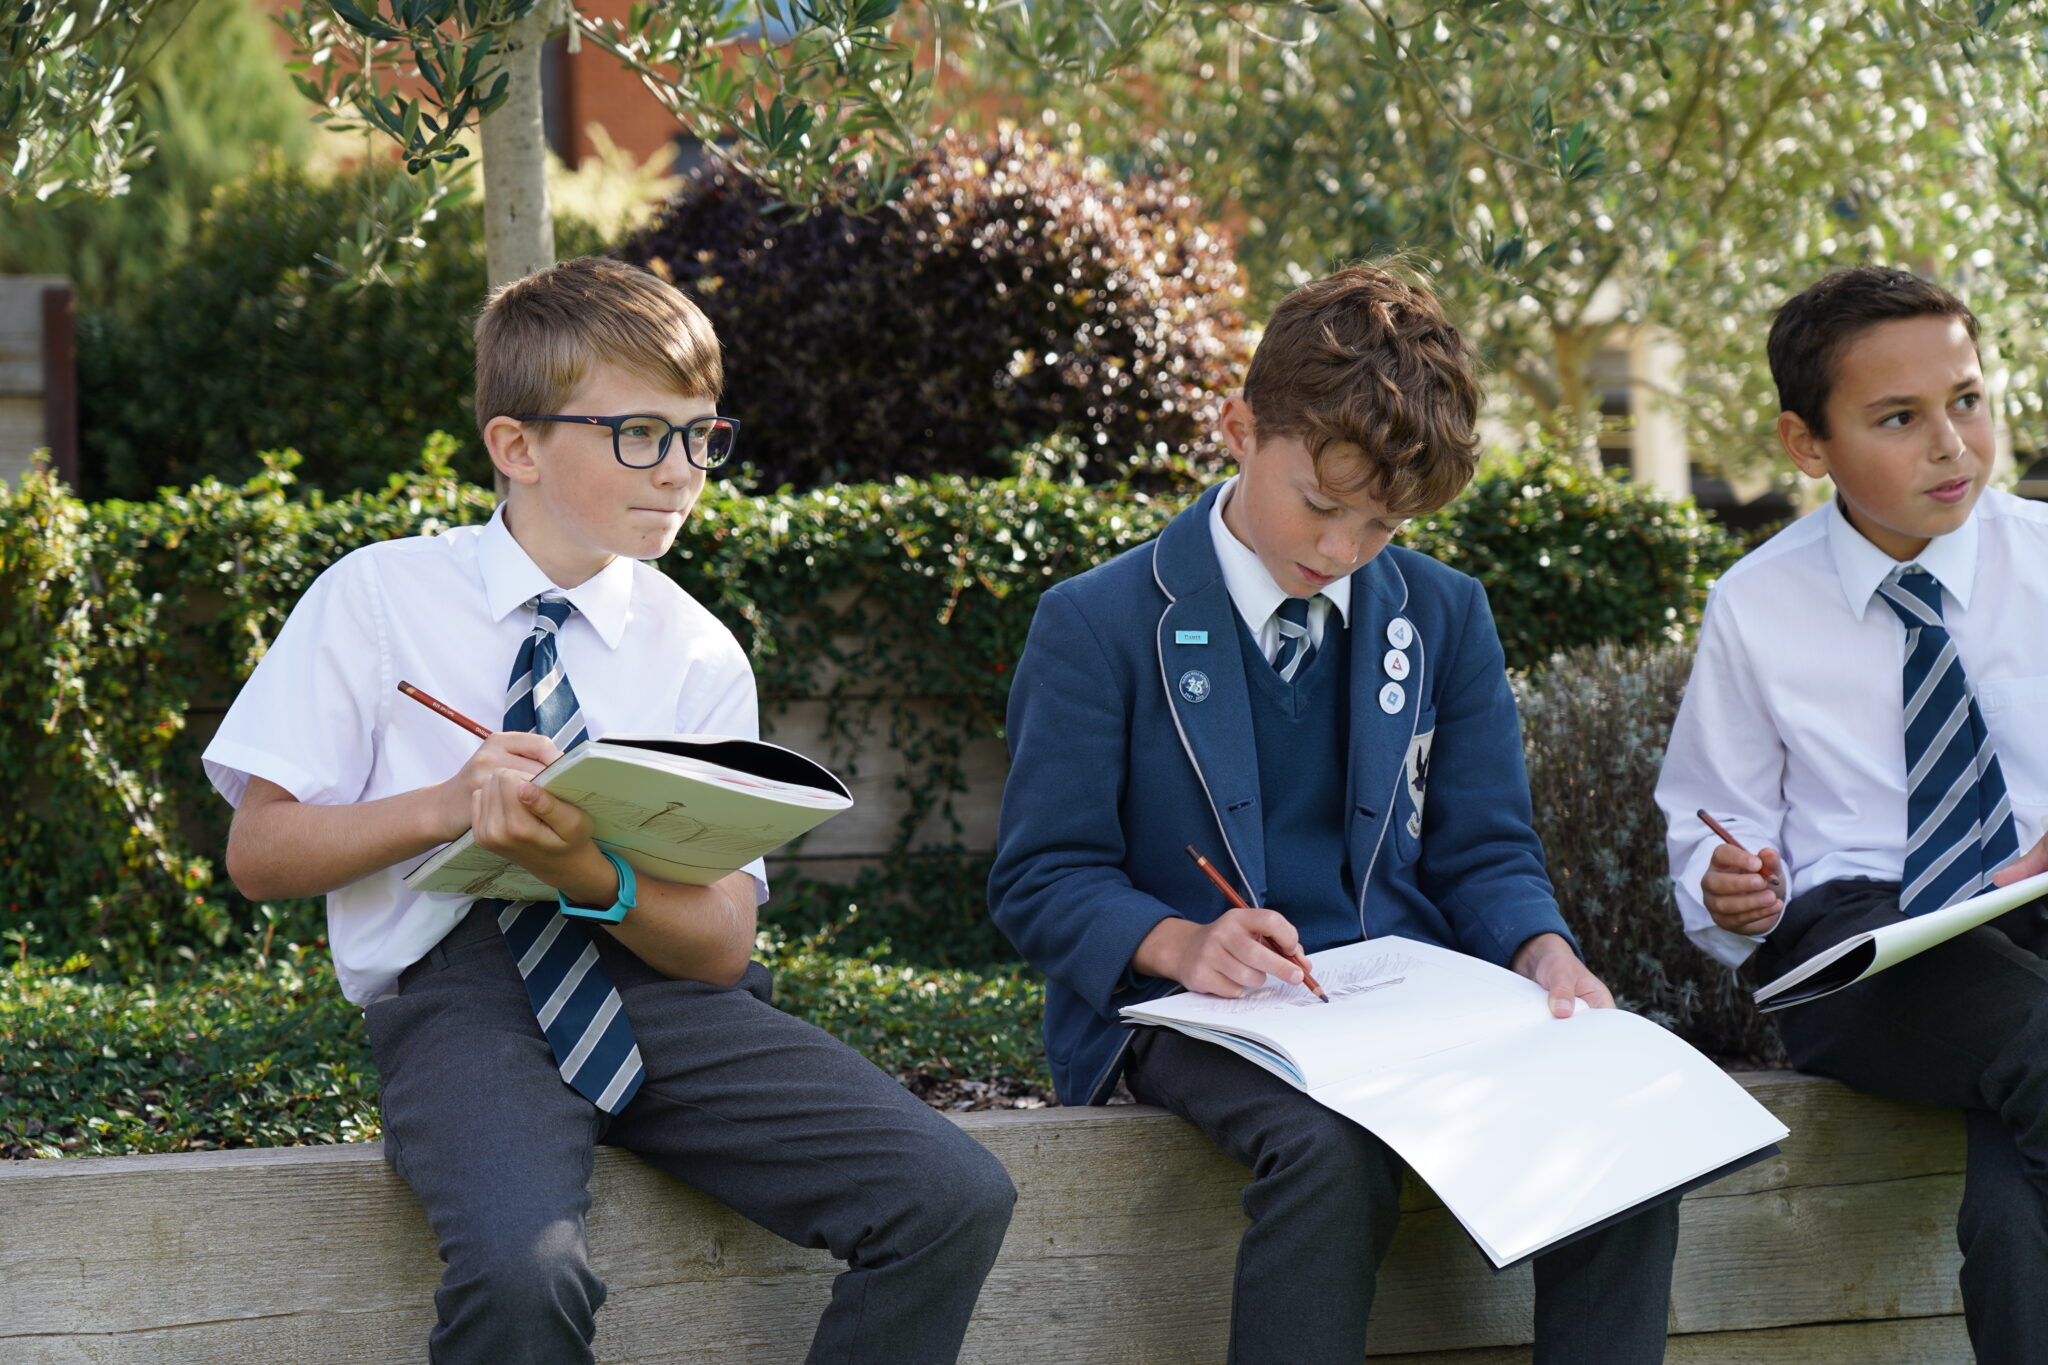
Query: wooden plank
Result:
<box><xmin>1381</xmin><ymin>1315</ymin><xmax>1971</xmax><ymax>1364</ymax></box>
<box><xmin>0</xmin><ymin>1076</ymin><xmax>1977</xmax><ymax>1364</ymax></box>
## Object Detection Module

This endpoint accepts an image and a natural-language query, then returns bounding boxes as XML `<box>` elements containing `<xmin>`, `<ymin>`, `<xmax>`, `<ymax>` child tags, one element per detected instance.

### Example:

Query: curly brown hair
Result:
<box><xmin>1241</xmin><ymin>264</ymin><xmax>1481</xmax><ymax>514</ymax></box>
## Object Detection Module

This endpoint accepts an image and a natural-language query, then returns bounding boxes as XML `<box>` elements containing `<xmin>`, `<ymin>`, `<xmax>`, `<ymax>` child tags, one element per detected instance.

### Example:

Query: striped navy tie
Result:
<box><xmin>1876</xmin><ymin>566</ymin><xmax>2018</xmax><ymax>918</ymax></box>
<box><xmin>1272</xmin><ymin>596</ymin><xmax>1315</xmax><ymax>683</ymax></box>
<box><xmin>491</xmin><ymin>592</ymin><xmax>645</xmax><ymax>1113</ymax></box>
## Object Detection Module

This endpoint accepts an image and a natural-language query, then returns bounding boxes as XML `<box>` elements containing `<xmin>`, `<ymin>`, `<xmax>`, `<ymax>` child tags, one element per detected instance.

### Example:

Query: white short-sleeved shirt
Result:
<box><xmin>204</xmin><ymin>508</ymin><xmax>767</xmax><ymax>1004</ymax></box>
<box><xmin>1656</xmin><ymin>489</ymin><xmax>2048</xmax><ymax>966</ymax></box>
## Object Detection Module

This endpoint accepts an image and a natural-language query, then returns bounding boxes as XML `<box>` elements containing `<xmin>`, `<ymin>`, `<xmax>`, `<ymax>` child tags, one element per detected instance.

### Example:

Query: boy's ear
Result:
<box><xmin>1776</xmin><ymin>410</ymin><xmax>1830</xmax><ymax>481</ymax></box>
<box><xmin>484</xmin><ymin>415</ymin><xmax>544</xmax><ymax>489</ymax></box>
<box><xmin>1218</xmin><ymin>395</ymin><xmax>1257</xmax><ymax>463</ymax></box>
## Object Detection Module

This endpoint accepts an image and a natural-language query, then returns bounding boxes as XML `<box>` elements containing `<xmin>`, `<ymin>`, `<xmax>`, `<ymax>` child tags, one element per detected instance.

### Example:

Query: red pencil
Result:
<box><xmin>1696</xmin><ymin>809</ymin><xmax>1782</xmax><ymax>889</ymax></box>
<box><xmin>1183</xmin><ymin>844</ymin><xmax>1329</xmax><ymax>1003</ymax></box>
<box><xmin>397</xmin><ymin>680</ymin><xmax>493</xmax><ymax>740</ymax></box>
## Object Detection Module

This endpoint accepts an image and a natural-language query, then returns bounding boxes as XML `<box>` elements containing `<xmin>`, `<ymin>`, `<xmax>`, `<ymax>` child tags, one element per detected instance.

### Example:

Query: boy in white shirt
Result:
<box><xmin>203</xmin><ymin>257</ymin><xmax>1013</xmax><ymax>1364</ymax></box>
<box><xmin>1657</xmin><ymin>266</ymin><xmax>2048</xmax><ymax>1361</ymax></box>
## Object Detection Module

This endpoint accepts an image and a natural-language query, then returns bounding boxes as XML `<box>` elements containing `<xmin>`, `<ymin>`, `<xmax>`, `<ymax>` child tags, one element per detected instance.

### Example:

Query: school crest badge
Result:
<box><xmin>1404</xmin><ymin>727</ymin><xmax>1435</xmax><ymax>838</ymax></box>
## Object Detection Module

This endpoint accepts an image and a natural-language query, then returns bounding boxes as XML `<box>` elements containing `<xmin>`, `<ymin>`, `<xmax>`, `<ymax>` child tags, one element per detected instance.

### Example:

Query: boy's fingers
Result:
<box><xmin>1708</xmin><ymin>843</ymin><xmax>1761</xmax><ymax>873</ymax></box>
<box><xmin>1241</xmin><ymin>907</ymin><xmax>1301</xmax><ymax>954</ymax></box>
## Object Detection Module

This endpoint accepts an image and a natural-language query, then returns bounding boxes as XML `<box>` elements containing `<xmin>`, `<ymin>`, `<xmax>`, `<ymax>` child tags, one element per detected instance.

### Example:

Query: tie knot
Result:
<box><xmin>1877</xmin><ymin>566</ymin><xmax>1944</xmax><ymax>628</ymax></box>
<box><xmin>533</xmin><ymin>593</ymin><xmax>575</xmax><ymax>630</ymax></box>
<box><xmin>1276</xmin><ymin>596</ymin><xmax>1313</xmax><ymax>629</ymax></box>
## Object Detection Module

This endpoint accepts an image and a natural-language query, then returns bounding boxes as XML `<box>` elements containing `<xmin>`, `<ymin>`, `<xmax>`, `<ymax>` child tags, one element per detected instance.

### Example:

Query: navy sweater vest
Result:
<box><xmin>1237</xmin><ymin>612</ymin><xmax>1359</xmax><ymax>951</ymax></box>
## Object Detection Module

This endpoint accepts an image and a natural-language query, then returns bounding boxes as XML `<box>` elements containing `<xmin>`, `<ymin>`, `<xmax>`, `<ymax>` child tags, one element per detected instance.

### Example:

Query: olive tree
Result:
<box><xmin>999</xmin><ymin>0</ymin><xmax>2037</xmax><ymax>474</ymax></box>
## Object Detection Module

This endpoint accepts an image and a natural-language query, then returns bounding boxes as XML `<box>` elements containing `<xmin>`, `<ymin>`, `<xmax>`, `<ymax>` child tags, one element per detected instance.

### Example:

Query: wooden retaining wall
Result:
<box><xmin>0</xmin><ymin>1071</ymin><xmax>1969</xmax><ymax>1363</ymax></box>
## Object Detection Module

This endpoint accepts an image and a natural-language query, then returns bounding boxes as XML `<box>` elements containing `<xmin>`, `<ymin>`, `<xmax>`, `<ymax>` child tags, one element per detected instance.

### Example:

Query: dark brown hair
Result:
<box><xmin>1767</xmin><ymin>266</ymin><xmax>1978</xmax><ymax>438</ymax></box>
<box><xmin>1241</xmin><ymin>264</ymin><xmax>1481</xmax><ymax>514</ymax></box>
<box><xmin>474</xmin><ymin>257</ymin><xmax>722</xmax><ymax>438</ymax></box>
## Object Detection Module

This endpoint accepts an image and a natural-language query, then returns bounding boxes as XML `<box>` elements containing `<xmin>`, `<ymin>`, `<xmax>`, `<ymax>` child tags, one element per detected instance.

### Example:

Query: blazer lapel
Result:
<box><xmin>1345</xmin><ymin>553</ymin><xmax>1420</xmax><ymax>876</ymax></box>
<box><xmin>1152</xmin><ymin>488</ymin><xmax>1267</xmax><ymax>902</ymax></box>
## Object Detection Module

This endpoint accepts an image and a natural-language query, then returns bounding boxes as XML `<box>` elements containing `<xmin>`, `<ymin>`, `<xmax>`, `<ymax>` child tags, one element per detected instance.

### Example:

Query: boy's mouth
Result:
<box><xmin>1296</xmin><ymin>563</ymin><xmax>1338</xmax><ymax>587</ymax></box>
<box><xmin>1927</xmin><ymin>477</ymin><xmax>1973</xmax><ymax>505</ymax></box>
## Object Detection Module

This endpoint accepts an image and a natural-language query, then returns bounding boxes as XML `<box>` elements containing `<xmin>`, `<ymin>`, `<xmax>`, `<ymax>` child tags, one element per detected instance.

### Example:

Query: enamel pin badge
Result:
<box><xmin>1179</xmin><ymin>670</ymin><xmax>1212</xmax><ymax>704</ymax></box>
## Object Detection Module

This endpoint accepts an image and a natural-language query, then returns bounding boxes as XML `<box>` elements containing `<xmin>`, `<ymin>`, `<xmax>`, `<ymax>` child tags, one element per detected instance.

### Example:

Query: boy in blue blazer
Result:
<box><xmin>989</xmin><ymin>266</ymin><xmax>1678</xmax><ymax>1363</ymax></box>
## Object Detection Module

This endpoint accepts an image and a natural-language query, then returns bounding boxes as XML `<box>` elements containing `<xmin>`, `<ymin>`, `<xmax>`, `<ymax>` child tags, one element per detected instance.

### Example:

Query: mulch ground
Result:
<box><xmin>898</xmin><ymin>1071</ymin><xmax>1058</xmax><ymax>1111</ymax></box>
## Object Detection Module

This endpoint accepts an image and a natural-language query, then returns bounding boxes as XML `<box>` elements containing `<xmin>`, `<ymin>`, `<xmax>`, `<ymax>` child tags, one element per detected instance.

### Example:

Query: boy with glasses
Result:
<box><xmin>204</xmin><ymin>256</ymin><xmax>1014</xmax><ymax>1364</ymax></box>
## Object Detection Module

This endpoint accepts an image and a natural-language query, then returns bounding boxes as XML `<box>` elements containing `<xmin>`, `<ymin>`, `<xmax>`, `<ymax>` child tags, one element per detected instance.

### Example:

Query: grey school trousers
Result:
<box><xmin>364</xmin><ymin>905</ymin><xmax>1016</xmax><ymax>1365</ymax></box>
<box><xmin>1124</xmin><ymin>1023</ymin><xmax>1680</xmax><ymax>1365</ymax></box>
<box><xmin>1748</xmin><ymin>877</ymin><xmax>2048</xmax><ymax>1365</ymax></box>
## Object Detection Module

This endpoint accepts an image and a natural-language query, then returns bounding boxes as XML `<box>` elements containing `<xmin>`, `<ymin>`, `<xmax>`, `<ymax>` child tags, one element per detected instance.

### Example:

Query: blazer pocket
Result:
<box><xmin>1391</xmin><ymin>719</ymin><xmax>1438</xmax><ymax>857</ymax></box>
<box><xmin>1979</xmin><ymin>676</ymin><xmax>2048</xmax><ymax>805</ymax></box>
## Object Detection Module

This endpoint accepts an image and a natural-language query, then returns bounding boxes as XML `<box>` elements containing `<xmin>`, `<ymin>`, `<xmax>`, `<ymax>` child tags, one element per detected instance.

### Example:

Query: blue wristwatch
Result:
<box><xmin>558</xmin><ymin>847</ymin><xmax>636</xmax><ymax>923</ymax></box>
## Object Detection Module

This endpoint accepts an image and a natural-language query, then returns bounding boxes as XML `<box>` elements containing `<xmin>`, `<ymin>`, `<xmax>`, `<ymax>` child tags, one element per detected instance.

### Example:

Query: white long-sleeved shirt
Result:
<box><xmin>1656</xmin><ymin>489</ymin><xmax>2048</xmax><ymax>966</ymax></box>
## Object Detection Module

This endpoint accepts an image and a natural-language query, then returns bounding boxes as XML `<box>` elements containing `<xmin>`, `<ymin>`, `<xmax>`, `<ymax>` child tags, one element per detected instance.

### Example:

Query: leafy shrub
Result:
<box><xmin>1</xmin><ymin>925</ymin><xmax>1044</xmax><ymax>1159</ymax></box>
<box><xmin>1516</xmin><ymin>640</ymin><xmax>1783</xmax><ymax>1064</ymax></box>
<box><xmin>76</xmin><ymin>164</ymin><xmax>607</xmax><ymax>499</ymax></box>
<box><xmin>2</xmin><ymin>447</ymin><xmax>1732</xmax><ymax>971</ymax></box>
<box><xmin>1407</xmin><ymin>447</ymin><xmax>1744</xmax><ymax>672</ymax></box>
<box><xmin>0</xmin><ymin>942</ymin><xmax>379</xmax><ymax>1158</ymax></box>
<box><xmin>616</xmin><ymin>127</ymin><xmax>1251</xmax><ymax>490</ymax></box>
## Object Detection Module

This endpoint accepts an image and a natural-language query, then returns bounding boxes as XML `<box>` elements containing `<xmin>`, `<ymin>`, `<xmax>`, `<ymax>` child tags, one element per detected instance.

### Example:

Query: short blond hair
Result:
<box><xmin>1242</xmin><ymin>264</ymin><xmax>1480</xmax><ymax>515</ymax></box>
<box><xmin>474</xmin><ymin>257</ymin><xmax>722</xmax><ymax>438</ymax></box>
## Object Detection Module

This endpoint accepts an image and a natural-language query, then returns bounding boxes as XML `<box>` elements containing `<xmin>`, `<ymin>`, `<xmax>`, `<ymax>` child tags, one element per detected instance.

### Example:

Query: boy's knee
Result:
<box><xmin>884</xmin><ymin>1131</ymin><xmax>1017</xmax><ymax>1253</ymax></box>
<box><xmin>931</xmin><ymin>1136</ymin><xmax>1020</xmax><ymax>1232</ymax></box>
<box><xmin>1262</xmin><ymin>1109</ymin><xmax>1395</xmax><ymax>1193</ymax></box>
<box><xmin>445</xmin><ymin>1218</ymin><xmax>604</xmax><ymax>1328</ymax></box>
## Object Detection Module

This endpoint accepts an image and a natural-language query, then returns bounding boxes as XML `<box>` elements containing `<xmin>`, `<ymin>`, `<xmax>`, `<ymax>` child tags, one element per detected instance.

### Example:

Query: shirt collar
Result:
<box><xmin>1208</xmin><ymin>476</ymin><xmax>1352</xmax><ymax>629</ymax></box>
<box><xmin>477</xmin><ymin>507</ymin><xmax>636</xmax><ymax>649</ymax></box>
<box><xmin>1826</xmin><ymin>495</ymin><xmax>1981</xmax><ymax>621</ymax></box>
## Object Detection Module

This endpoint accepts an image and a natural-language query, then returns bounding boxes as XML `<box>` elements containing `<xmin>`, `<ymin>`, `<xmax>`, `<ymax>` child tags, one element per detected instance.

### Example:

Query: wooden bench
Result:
<box><xmin>0</xmin><ymin>1072</ymin><xmax>1968</xmax><ymax>1363</ymax></box>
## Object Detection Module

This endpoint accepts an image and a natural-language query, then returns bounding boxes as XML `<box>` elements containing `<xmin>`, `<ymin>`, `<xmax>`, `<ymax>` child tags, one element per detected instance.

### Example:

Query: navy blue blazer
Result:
<box><xmin>988</xmin><ymin>483</ymin><xmax>1573</xmax><ymax>1104</ymax></box>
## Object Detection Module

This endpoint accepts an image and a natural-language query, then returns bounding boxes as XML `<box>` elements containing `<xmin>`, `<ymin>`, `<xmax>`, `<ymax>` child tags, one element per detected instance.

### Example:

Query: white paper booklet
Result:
<box><xmin>1754</xmin><ymin>868</ymin><xmax>2048</xmax><ymax>1012</ymax></box>
<box><xmin>403</xmin><ymin>734</ymin><xmax>852</xmax><ymax>901</ymax></box>
<box><xmin>1120</xmin><ymin>936</ymin><xmax>1787</xmax><ymax>1268</ymax></box>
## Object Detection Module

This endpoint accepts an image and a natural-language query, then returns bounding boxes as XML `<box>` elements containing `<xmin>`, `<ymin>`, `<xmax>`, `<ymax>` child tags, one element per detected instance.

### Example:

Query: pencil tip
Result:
<box><xmin>1316</xmin><ymin>992</ymin><xmax>1330</xmax><ymax>1004</ymax></box>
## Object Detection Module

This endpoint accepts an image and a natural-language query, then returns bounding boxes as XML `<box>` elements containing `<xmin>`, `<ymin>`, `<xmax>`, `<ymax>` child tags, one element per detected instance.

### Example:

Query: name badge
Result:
<box><xmin>1175</xmin><ymin>630</ymin><xmax>1209</xmax><ymax>645</ymax></box>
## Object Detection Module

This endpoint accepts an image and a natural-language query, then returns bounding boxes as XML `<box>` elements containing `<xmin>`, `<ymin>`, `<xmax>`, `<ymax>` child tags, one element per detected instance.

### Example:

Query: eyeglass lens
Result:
<box><xmin>615</xmin><ymin>416</ymin><xmax>736</xmax><ymax>469</ymax></box>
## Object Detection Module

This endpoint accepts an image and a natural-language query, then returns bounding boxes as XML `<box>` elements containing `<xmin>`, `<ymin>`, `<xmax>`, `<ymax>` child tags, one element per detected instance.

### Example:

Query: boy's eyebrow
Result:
<box><xmin>1859</xmin><ymin>378</ymin><xmax>1982</xmax><ymax>413</ymax></box>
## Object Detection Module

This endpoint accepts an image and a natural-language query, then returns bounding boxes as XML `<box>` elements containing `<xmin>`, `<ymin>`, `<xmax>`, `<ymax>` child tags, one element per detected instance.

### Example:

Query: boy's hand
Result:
<box><xmin>434</xmin><ymin>731</ymin><xmax>562</xmax><ymax>841</ymax></box>
<box><xmin>1135</xmin><ymin>907</ymin><xmax>1307</xmax><ymax>998</ymax></box>
<box><xmin>1702</xmin><ymin>841</ymin><xmax>1786</xmax><ymax>935</ymax></box>
<box><xmin>471</xmin><ymin>771</ymin><xmax>616</xmax><ymax>906</ymax></box>
<box><xmin>1511</xmin><ymin>933</ymin><xmax>1615</xmax><ymax>1017</ymax></box>
<box><xmin>1994</xmin><ymin>833</ymin><xmax>2048</xmax><ymax>888</ymax></box>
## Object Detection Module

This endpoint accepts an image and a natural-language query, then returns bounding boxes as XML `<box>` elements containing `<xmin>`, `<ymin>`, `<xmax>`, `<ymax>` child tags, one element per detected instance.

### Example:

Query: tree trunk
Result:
<box><xmin>1548</xmin><ymin>326</ymin><xmax>1603</xmax><ymax>473</ymax></box>
<box><xmin>480</xmin><ymin>4</ymin><xmax>556</xmax><ymax>289</ymax></box>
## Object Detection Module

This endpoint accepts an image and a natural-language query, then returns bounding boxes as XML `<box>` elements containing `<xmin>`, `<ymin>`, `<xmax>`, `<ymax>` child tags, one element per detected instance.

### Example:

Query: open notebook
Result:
<box><xmin>1755</xmin><ymin>868</ymin><xmax>2048</xmax><ymax>1011</ymax></box>
<box><xmin>1122</xmin><ymin>936</ymin><xmax>1786</xmax><ymax>1268</ymax></box>
<box><xmin>403</xmin><ymin>734</ymin><xmax>852</xmax><ymax>901</ymax></box>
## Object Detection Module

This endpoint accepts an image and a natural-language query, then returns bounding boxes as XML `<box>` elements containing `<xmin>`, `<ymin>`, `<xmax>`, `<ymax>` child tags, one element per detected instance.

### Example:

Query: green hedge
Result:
<box><xmin>1</xmin><ymin>442</ymin><xmax>1736</xmax><ymax>973</ymax></box>
<box><xmin>0</xmin><ymin>925</ymin><xmax>1046</xmax><ymax>1159</ymax></box>
<box><xmin>2</xmin><ymin>452</ymin><xmax>1762</xmax><ymax>1152</ymax></box>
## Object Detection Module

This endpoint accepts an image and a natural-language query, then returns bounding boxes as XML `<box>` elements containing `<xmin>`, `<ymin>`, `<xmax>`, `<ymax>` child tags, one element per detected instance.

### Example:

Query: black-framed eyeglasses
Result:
<box><xmin>512</xmin><ymin>413</ymin><xmax>740</xmax><ymax>470</ymax></box>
